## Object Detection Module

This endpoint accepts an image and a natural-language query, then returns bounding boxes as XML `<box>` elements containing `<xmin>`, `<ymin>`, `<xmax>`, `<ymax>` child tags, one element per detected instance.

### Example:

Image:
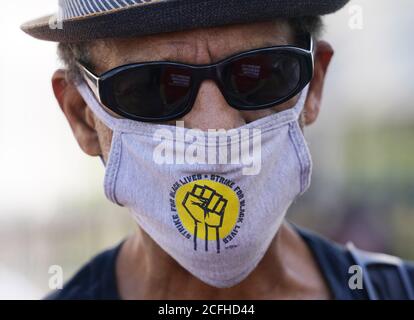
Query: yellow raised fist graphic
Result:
<box><xmin>182</xmin><ymin>184</ymin><xmax>228</xmax><ymax>253</ymax></box>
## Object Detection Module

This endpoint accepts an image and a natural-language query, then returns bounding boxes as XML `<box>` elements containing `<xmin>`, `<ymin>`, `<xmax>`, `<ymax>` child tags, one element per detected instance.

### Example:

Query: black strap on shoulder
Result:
<box><xmin>347</xmin><ymin>242</ymin><xmax>414</xmax><ymax>300</ymax></box>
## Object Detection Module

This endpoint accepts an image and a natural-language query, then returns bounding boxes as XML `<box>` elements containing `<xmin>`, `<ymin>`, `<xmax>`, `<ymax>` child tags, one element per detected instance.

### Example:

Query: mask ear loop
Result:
<box><xmin>291</xmin><ymin>85</ymin><xmax>310</xmax><ymax>119</ymax></box>
<box><xmin>76</xmin><ymin>81</ymin><xmax>119</xmax><ymax>168</ymax></box>
<box><xmin>76</xmin><ymin>80</ymin><xmax>119</xmax><ymax>131</ymax></box>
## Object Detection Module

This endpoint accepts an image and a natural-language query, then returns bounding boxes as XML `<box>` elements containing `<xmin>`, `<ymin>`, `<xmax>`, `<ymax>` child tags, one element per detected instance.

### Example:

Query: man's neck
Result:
<box><xmin>116</xmin><ymin>222</ymin><xmax>331</xmax><ymax>299</ymax></box>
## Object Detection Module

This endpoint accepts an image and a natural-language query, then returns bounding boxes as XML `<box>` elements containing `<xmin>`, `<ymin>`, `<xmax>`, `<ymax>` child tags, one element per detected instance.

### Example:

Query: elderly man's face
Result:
<box><xmin>52</xmin><ymin>20</ymin><xmax>333</xmax><ymax>162</ymax></box>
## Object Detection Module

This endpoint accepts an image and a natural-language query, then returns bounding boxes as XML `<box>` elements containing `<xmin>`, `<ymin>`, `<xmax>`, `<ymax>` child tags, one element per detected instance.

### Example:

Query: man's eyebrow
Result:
<box><xmin>117</xmin><ymin>51</ymin><xmax>189</xmax><ymax>65</ymax></box>
<box><xmin>261</xmin><ymin>41</ymin><xmax>280</xmax><ymax>48</ymax></box>
<box><xmin>117</xmin><ymin>41</ymin><xmax>196</xmax><ymax>64</ymax></box>
<box><xmin>262</xmin><ymin>36</ymin><xmax>292</xmax><ymax>47</ymax></box>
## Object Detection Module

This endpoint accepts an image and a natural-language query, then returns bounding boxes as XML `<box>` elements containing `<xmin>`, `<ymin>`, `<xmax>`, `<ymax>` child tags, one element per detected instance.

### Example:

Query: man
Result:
<box><xmin>21</xmin><ymin>0</ymin><xmax>414</xmax><ymax>300</ymax></box>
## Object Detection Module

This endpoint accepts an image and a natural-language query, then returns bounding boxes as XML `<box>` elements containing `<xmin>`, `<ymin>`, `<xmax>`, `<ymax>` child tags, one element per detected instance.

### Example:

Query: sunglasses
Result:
<box><xmin>78</xmin><ymin>33</ymin><xmax>314</xmax><ymax>122</ymax></box>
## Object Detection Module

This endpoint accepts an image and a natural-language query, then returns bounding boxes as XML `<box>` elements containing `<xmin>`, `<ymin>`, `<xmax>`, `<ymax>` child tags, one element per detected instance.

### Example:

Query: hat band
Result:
<box><xmin>59</xmin><ymin>0</ymin><xmax>164</xmax><ymax>20</ymax></box>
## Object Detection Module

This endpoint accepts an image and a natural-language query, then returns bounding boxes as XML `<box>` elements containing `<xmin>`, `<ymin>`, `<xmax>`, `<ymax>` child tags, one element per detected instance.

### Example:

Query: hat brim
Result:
<box><xmin>21</xmin><ymin>0</ymin><xmax>349</xmax><ymax>43</ymax></box>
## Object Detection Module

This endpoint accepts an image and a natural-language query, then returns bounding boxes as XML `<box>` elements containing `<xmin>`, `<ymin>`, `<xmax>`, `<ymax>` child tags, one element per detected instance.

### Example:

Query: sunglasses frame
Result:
<box><xmin>78</xmin><ymin>33</ymin><xmax>314</xmax><ymax>122</ymax></box>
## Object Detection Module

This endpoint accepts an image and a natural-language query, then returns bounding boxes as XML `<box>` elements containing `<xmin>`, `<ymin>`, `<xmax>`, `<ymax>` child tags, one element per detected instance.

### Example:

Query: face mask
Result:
<box><xmin>76</xmin><ymin>81</ymin><xmax>312</xmax><ymax>288</ymax></box>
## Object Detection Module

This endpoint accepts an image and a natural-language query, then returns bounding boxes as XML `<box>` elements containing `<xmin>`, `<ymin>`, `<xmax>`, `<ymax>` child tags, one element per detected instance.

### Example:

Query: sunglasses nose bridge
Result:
<box><xmin>191</xmin><ymin>64</ymin><xmax>226</xmax><ymax>102</ymax></box>
<box><xmin>195</xmin><ymin>64</ymin><xmax>220</xmax><ymax>83</ymax></box>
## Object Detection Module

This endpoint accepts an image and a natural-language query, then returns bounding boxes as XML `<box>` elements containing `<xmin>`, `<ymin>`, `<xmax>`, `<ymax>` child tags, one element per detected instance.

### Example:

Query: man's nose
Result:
<box><xmin>181</xmin><ymin>80</ymin><xmax>246</xmax><ymax>131</ymax></box>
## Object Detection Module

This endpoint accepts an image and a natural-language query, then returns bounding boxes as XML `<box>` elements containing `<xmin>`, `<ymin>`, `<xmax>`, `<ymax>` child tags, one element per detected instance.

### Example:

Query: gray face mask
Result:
<box><xmin>77</xmin><ymin>81</ymin><xmax>312</xmax><ymax>288</ymax></box>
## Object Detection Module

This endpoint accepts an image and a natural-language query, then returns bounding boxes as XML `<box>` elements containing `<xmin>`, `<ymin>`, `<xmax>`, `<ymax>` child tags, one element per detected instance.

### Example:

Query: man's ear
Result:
<box><xmin>303</xmin><ymin>40</ymin><xmax>334</xmax><ymax>126</ymax></box>
<box><xmin>52</xmin><ymin>69</ymin><xmax>102</xmax><ymax>156</ymax></box>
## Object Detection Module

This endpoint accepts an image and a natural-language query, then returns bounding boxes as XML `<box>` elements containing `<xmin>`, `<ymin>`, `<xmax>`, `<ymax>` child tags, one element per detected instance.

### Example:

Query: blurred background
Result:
<box><xmin>0</xmin><ymin>1</ymin><xmax>413</xmax><ymax>299</ymax></box>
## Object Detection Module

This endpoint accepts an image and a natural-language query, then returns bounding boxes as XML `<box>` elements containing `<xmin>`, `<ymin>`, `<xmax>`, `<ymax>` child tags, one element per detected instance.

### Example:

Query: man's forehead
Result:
<box><xmin>90</xmin><ymin>20</ymin><xmax>294</xmax><ymax>73</ymax></box>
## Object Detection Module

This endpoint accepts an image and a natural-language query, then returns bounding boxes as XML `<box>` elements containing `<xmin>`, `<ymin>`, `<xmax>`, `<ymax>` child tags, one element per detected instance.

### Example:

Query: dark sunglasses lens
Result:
<box><xmin>111</xmin><ymin>65</ymin><xmax>193</xmax><ymax>119</ymax></box>
<box><xmin>222</xmin><ymin>52</ymin><xmax>301</xmax><ymax>107</ymax></box>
